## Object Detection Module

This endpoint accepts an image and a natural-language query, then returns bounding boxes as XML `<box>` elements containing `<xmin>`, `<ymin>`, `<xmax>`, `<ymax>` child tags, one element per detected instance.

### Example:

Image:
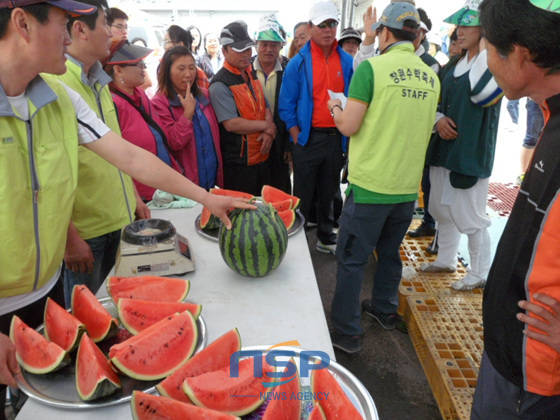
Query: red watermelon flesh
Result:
<box><xmin>111</xmin><ymin>310</ymin><xmax>198</xmax><ymax>381</ymax></box>
<box><xmin>43</xmin><ymin>297</ymin><xmax>86</xmax><ymax>353</ymax></box>
<box><xmin>131</xmin><ymin>391</ymin><xmax>241</xmax><ymax>420</ymax></box>
<box><xmin>278</xmin><ymin>210</ymin><xmax>296</xmax><ymax>230</ymax></box>
<box><xmin>9</xmin><ymin>315</ymin><xmax>70</xmax><ymax>374</ymax></box>
<box><xmin>106</xmin><ymin>276</ymin><xmax>190</xmax><ymax>304</ymax></box>
<box><xmin>200</xmin><ymin>189</ymin><xmax>254</xmax><ymax>229</ymax></box>
<box><xmin>308</xmin><ymin>404</ymin><xmax>327</xmax><ymax>420</ymax></box>
<box><xmin>156</xmin><ymin>328</ymin><xmax>241</xmax><ymax>402</ymax></box>
<box><xmin>269</xmin><ymin>199</ymin><xmax>293</xmax><ymax>212</ymax></box>
<box><xmin>117</xmin><ymin>298</ymin><xmax>201</xmax><ymax>335</ymax></box>
<box><xmin>311</xmin><ymin>365</ymin><xmax>363</xmax><ymax>420</ymax></box>
<box><xmin>76</xmin><ymin>334</ymin><xmax>121</xmax><ymax>401</ymax></box>
<box><xmin>262</xmin><ymin>359</ymin><xmax>302</xmax><ymax>420</ymax></box>
<box><xmin>183</xmin><ymin>355</ymin><xmax>275</xmax><ymax>416</ymax></box>
<box><xmin>71</xmin><ymin>285</ymin><xmax>118</xmax><ymax>343</ymax></box>
<box><xmin>261</xmin><ymin>185</ymin><xmax>300</xmax><ymax>210</ymax></box>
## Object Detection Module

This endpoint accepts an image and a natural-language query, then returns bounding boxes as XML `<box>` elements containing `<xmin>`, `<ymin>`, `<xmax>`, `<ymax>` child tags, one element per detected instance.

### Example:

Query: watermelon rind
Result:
<box><xmin>106</xmin><ymin>276</ymin><xmax>190</xmax><ymax>304</ymax></box>
<box><xmin>156</xmin><ymin>328</ymin><xmax>241</xmax><ymax>402</ymax></box>
<box><xmin>76</xmin><ymin>334</ymin><xmax>121</xmax><ymax>401</ymax></box>
<box><xmin>219</xmin><ymin>203</ymin><xmax>288</xmax><ymax>278</ymax></box>
<box><xmin>9</xmin><ymin>316</ymin><xmax>70</xmax><ymax>375</ymax></box>
<box><xmin>72</xmin><ymin>285</ymin><xmax>119</xmax><ymax>343</ymax></box>
<box><xmin>262</xmin><ymin>358</ymin><xmax>302</xmax><ymax>420</ymax></box>
<box><xmin>183</xmin><ymin>356</ymin><xmax>274</xmax><ymax>417</ymax></box>
<box><xmin>117</xmin><ymin>298</ymin><xmax>202</xmax><ymax>335</ymax></box>
<box><xmin>131</xmin><ymin>391</ymin><xmax>242</xmax><ymax>420</ymax></box>
<box><xmin>278</xmin><ymin>209</ymin><xmax>296</xmax><ymax>230</ymax></box>
<box><xmin>311</xmin><ymin>363</ymin><xmax>363</xmax><ymax>420</ymax></box>
<box><xmin>43</xmin><ymin>297</ymin><xmax>86</xmax><ymax>353</ymax></box>
<box><xmin>111</xmin><ymin>310</ymin><xmax>198</xmax><ymax>381</ymax></box>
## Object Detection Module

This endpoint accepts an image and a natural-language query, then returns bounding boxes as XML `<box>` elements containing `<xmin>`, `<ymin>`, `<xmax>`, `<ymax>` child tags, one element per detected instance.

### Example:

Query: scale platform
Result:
<box><xmin>115</xmin><ymin>219</ymin><xmax>195</xmax><ymax>277</ymax></box>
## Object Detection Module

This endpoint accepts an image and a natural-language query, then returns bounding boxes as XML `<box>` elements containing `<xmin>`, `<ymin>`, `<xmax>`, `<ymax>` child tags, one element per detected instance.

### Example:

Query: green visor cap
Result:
<box><xmin>529</xmin><ymin>0</ymin><xmax>560</xmax><ymax>13</ymax></box>
<box><xmin>444</xmin><ymin>7</ymin><xmax>480</xmax><ymax>26</ymax></box>
<box><xmin>256</xmin><ymin>29</ymin><xmax>285</xmax><ymax>42</ymax></box>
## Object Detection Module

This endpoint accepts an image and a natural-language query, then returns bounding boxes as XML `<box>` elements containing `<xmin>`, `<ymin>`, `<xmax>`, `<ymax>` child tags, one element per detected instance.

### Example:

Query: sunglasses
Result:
<box><xmin>316</xmin><ymin>20</ymin><xmax>338</xmax><ymax>29</ymax></box>
<box><xmin>121</xmin><ymin>60</ymin><xmax>147</xmax><ymax>69</ymax></box>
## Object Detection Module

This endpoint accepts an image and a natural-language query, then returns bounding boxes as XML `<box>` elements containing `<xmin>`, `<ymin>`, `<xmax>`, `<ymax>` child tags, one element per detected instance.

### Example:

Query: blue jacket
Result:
<box><xmin>278</xmin><ymin>41</ymin><xmax>354</xmax><ymax>147</ymax></box>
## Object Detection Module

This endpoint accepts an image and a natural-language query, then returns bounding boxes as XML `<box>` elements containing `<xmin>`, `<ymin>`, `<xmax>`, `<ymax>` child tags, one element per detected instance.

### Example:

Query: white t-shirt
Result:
<box><xmin>0</xmin><ymin>82</ymin><xmax>111</xmax><ymax>315</ymax></box>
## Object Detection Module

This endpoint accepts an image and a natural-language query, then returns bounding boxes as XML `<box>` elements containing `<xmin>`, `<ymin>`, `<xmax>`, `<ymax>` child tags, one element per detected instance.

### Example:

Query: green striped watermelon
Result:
<box><xmin>219</xmin><ymin>203</ymin><xmax>288</xmax><ymax>277</ymax></box>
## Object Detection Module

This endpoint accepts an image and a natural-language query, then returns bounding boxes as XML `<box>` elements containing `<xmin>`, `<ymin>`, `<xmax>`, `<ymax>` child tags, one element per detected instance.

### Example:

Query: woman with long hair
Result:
<box><xmin>198</xmin><ymin>32</ymin><xmax>223</xmax><ymax>81</ymax></box>
<box><xmin>152</xmin><ymin>46</ymin><xmax>223</xmax><ymax>190</ymax></box>
<box><xmin>186</xmin><ymin>25</ymin><xmax>202</xmax><ymax>57</ymax></box>
<box><xmin>103</xmin><ymin>40</ymin><xmax>183</xmax><ymax>202</ymax></box>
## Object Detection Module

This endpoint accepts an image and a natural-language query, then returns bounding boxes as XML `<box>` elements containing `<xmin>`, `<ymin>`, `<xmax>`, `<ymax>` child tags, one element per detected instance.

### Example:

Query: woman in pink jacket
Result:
<box><xmin>104</xmin><ymin>41</ymin><xmax>183</xmax><ymax>201</ymax></box>
<box><xmin>152</xmin><ymin>46</ymin><xmax>223</xmax><ymax>189</ymax></box>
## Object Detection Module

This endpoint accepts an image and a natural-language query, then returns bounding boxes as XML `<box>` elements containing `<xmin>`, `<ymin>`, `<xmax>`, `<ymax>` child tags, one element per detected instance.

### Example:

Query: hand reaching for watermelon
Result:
<box><xmin>0</xmin><ymin>332</ymin><xmax>21</xmax><ymax>388</ymax></box>
<box><xmin>201</xmin><ymin>193</ymin><xmax>256</xmax><ymax>230</ymax></box>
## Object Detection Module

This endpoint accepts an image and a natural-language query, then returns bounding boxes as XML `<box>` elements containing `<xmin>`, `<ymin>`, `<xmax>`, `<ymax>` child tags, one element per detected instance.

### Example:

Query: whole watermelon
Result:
<box><xmin>219</xmin><ymin>203</ymin><xmax>288</xmax><ymax>277</ymax></box>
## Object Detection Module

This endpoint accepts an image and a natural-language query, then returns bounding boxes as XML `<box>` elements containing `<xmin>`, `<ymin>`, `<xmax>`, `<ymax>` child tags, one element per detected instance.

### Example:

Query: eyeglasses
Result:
<box><xmin>121</xmin><ymin>60</ymin><xmax>146</xmax><ymax>69</ymax></box>
<box><xmin>316</xmin><ymin>20</ymin><xmax>338</xmax><ymax>29</ymax></box>
<box><xmin>111</xmin><ymin>24</ymin><xmax>128</xmax><ymax>31</ymax></box>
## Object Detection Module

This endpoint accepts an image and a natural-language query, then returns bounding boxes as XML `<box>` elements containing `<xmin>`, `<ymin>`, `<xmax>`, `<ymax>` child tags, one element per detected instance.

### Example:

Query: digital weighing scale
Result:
<box><xmin>114</xmin><ymin>219</ymin><xmax>195</xmax><ymax>277</ymax></box>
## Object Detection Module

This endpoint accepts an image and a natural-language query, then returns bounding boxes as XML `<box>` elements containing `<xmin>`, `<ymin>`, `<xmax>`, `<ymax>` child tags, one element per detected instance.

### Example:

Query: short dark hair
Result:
<box><xmin>293</xmin><ymin>21</ymin><xmax>306</xmax><ymax>33</ymax></box>
<box><xmin>417</xmin><ymin>8</ymin><xmax>432</xmax><ymax>31</ymax></box>
<box><xmin>0</xmin><ymin>3</ymin><xmax>50</xmax><ymax>39</ymax></box>
<box><xmin>68</xmin><ymin>0</ymin><xmax>107</xmax><ymax>33</ymax></box>
<box><xmin>106</xmin><ymin>7</ymin><xmax>127</xmax><ymax>26</ymax></box>
<box><xmin>167</xmin><ymin>25</ymin><xmax>192</xmax><ymax>52</ymax></box>
<box><xmin>385</xmin><ymin>19</ymin><xmax>418</xmax><ymax>43</ymax></box>
<box><xmin>480</xmin><ymin>0</ymin><xmax>560</xmax><ymax>74</ymax></box>
<box><xmin>157</xmin><ymin>46</ymin><xmax>201</xmax><ymax>100</ymax></box>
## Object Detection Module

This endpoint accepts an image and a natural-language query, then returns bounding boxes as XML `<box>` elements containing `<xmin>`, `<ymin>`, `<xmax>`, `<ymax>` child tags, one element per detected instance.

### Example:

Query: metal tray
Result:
<box><xmin>238</xmin><ymin>346</ymin><xmax>378</xmax><ymax>420</ymax></box>
<box><xmin>16</xmin><ymin>297</ymin><xmax>207</xmax><ymax>409</ymax></box>
<box><xmin>195</xmin><ymin>210</ymin><xmax>305</xmax><ymax>242</ymax></box>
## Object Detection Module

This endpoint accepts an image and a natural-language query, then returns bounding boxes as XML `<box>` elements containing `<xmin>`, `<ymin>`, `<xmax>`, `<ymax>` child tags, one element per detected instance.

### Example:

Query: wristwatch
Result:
<box><xmin>330</xmin><ymin>104</ymin><xmax>342</xmax><ymax>117</ymax></box>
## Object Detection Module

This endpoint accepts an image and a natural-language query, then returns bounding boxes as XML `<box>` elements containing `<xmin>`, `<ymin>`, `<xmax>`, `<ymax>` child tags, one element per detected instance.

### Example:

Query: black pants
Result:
<box><xmin>223</xmin><ymin>160</ymin><xmax>272</xmax><ymax>197</ymax></box>
<box><xmin>0</xmin><ymin>276</ymin><xmax>65</xmax><ymax>420</ymax></box>
<box><xmin>292</xmin><ymin>129</ymin><xmax>344</xmax><ymax>243</ymax></box>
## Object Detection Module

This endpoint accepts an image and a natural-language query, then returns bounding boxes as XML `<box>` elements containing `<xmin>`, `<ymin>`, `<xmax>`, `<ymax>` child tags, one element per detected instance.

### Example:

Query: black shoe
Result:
<box><xmin>407</xmin><ymin>221</ymin><xmax>436</xmax><ymax>238</ymax></box>
<box><xmin>362</xmin><ymin>300</ymin><xmax>401</xmax><ymax>331</ymax></box>
<box><xmin>426</xmin><ymin>235</ymin><xmax>439</xmax><ymax>255</ymax></box>
<box><xmin>330</xmin><ymin>330</ymin><xmax>361</xmax><ymax>354</ymax></box>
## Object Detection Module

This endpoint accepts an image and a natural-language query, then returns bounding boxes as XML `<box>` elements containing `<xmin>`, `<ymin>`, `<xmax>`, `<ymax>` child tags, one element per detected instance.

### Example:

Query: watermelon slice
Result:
<box><xmin>269</xmin><ymin>198</ymin><xmax>293</xmax><ymax>212</ymax></box>
<box><xmin>117</xmin><ymin>298</ymin><xmax>201</xmax><ymax>335</ymax></box>
<box><xmin>308</xmin><ymin>404</ymin><xmax>327</xmax><ymax>420</ymax></box>
<box><xmin>43</xmin><ymin>297</ymin><xmax>86</xmax><ymax>352</ymax></box>
<box><xmin>311</xmin><ymin>364</ymin><xmax>363</xmax><ymax>420</ymax></box>
<box><xmin>111</xmin><ymin>310</ymin><xmax>198</xmax><ymax>381</ymax></box>
<box><xmin>72</xmin><ymin>285</ymin><xmax>119</xmax><ymax>343</ymax></box>
<box><xmin>76</xmin><ymin>334</ymin><xmax>121</xmax><ymax>401</ymax></box>
<box><xmin>107</xmin><ymin>276</ymin><xmax>190</xmax><ymax>304</ymax></box>
<box><xmin>183</xmin><ymin>355</ymin><xmax>274</xmax><ymax>416</ymax></box>
<box><xmin>278</xmin><ymin>209</ymin><xmax>296</xmax><ymax>230</ymax></box>
<box><xmin>261</xmin><ymin>185</ymin><xmax>300</xmax><ymax>210</ymax></box>
<box><xmin>156</xmin><ymin>328</ymin><xmax>241</xmax><ymax>402</ymax></box>
<box><xmin>262</xmin><ymin>358</ymin><xmax>302</xmax><ymax>420</ymax></box>
<box><xmin>200</xmin><ymin>189</ymin><xmax>254</xmax><ymax>229</ymax></box>
<box><xmin>9</xmin><ymin>315</ymin><xmax>70</xmax><ymax>374</ymax></box>
<box><xmin>131</xmin><ymin>391</ymin><xmax>241</xmax><ymax>420</ymax></box>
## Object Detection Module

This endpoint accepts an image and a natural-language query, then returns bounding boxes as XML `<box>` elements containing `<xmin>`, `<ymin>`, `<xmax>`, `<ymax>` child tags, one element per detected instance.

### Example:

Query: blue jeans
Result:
<box><xmin>330</xmin><ymin>193</ymin><xmax>415</xmax><ymax>336</ymax></box>
<box><xmin>63</xmin><ymin>229</ymin><xmax>121</xmax><ymax>306</ymax></box>
<box><xmin>507</xmin><ymin>99</ymin><xmax>519</xmax><ymax>124</ymax></box>
<box><xmin>523</xmin><ymin>99</ymin><xmax>544</xmax><ymax>148</ymax></box>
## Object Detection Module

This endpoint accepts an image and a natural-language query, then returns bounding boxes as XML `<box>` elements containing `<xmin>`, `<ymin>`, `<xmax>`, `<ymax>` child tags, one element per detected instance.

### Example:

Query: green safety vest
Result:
<box><xmin>348</xmin><ymin>43</ymin><xmax>440</xmax><ymax>196</ymax></box>
<box><xmin>43</xmin><ymin>59</ymin><xmax>136</xmax><ymax>240</ymax></box>
<box><xmin>0</xmin><ymin>77</ymin><xmax>78</xmax><ymax>298</ymax></box>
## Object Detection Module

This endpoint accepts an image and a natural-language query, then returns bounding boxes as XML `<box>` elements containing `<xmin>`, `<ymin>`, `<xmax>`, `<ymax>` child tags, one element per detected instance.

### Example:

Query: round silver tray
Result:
<box><xmin>16</xmin><ymin>297</ymin><xmax>207</xmax><ymax>409</ymax></box>
<box><xmin>239</xmin><ymin>345</ymin><xmax>378</xmax><ymax>420</ymax></box>
<box><xmin>194</xmin><ymin>209</ymin><xmax>305</xmax><ymax>242</ymax></box>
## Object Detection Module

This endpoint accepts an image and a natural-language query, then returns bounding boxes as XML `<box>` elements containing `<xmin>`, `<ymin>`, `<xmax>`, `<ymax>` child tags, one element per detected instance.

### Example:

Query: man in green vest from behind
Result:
<box><xmin>327</xmin><ymin>2</ymin><xmax>440</xmax><ymax>353</ymax></box>
<box><xmin>44</xmin><ymin>0</ymin><xmax>150</xmax><ymax>305</ymax></box>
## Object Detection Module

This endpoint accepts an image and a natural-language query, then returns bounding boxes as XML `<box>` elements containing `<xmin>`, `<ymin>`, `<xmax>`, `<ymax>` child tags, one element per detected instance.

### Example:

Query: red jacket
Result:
<box><xmin>151</xmin><ymin>88</ymin><xmax>223</xmax><ymax>187</ymax></box>
<box><xmin>111</xmin><ymin>86</ymin><xmax>183</xmax><ymax>201</ymax></box>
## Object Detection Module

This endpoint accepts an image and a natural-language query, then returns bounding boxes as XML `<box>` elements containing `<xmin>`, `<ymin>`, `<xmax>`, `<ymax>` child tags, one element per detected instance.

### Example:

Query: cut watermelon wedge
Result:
<box><xmin>262</xmin><ymin>358</ymin><xmax>302</xmax><ymax>420</ymax></box>
<box><xmin>261</xmin><ymin>185</ymin><xmax>300</xmax><ymax>210</ymax></box>
<box><xmin>106</xmin><ymin>276</ymin><xmax>190</xmax><ymax>304</ymax></box>
<box><xmin>71</xmin><ymin>285</ymin><xmax>119</xmax><ymax>343</ymax></box>
<box><xmin>278</xmin><ymin>209</ymin><xmax>296</xmax><ymax>230</ymax></box>
<box><xmin>43</xmin><ymin>297</ymin><xmax>86</xmax><ymax>353</ymax></box>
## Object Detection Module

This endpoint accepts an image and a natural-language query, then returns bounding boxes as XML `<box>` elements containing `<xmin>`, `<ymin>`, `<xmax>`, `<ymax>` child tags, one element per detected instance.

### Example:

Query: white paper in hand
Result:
<box><xmin>328</xmin><ymin>90</ymin><xmax>347</xmax><ymax>109</ymax></box>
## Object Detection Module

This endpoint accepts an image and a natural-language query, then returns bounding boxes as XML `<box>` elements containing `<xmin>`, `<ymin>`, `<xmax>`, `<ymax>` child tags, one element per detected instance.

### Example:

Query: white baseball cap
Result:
<box><xmin>309</xmin><ymin>1</ymin><xmax>339</xmax><ymax>25</ymax></box>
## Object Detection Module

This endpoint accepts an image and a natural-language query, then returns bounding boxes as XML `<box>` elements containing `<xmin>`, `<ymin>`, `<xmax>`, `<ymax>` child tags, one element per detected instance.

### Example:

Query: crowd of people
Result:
<box><xmin>1</xmin><ymin>0</ymin><xmax>560</xmax><ymax>418</ymax></box>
